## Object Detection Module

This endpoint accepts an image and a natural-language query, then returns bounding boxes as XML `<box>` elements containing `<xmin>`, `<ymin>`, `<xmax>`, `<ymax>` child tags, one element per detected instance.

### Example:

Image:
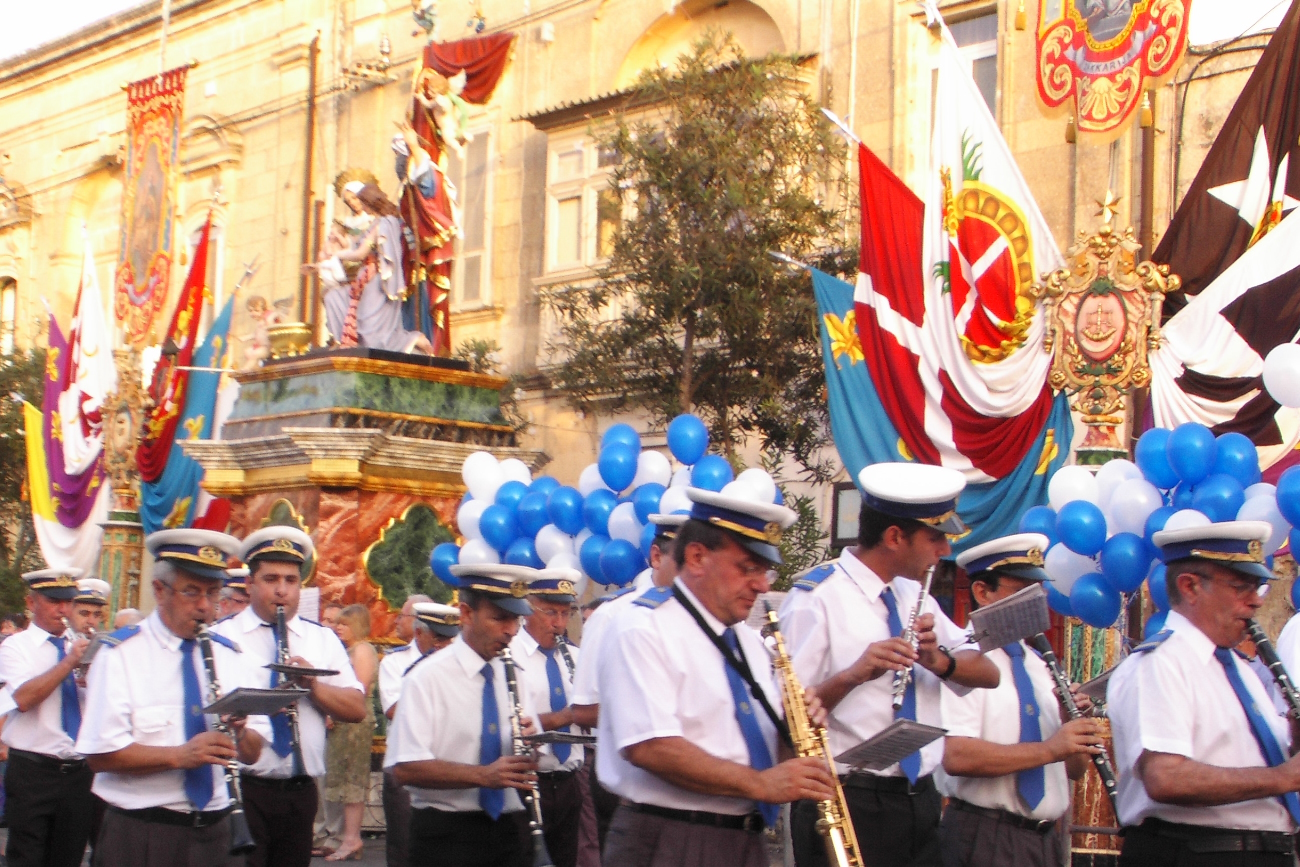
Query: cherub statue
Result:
<box><xmin>412</xmin><ymin>0</ymin><xmax>438</xmax><ymax>42</ymax></box>
<box><xmin>239</xmin><ymin>295</ymin><xmax>289</xmax><ymax>368</ymax></box>
<box><xmin>412</xmin><ymin>68</ymin><xmax>471</xmax><ymax>159</ymax></box>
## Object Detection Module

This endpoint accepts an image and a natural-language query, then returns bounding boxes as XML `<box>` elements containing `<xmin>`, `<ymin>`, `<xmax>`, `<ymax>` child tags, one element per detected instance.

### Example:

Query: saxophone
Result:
<box><xmin>764</xmin><ymin>606</ymin><xmax>863</xmax><ymax>867</ymax></box>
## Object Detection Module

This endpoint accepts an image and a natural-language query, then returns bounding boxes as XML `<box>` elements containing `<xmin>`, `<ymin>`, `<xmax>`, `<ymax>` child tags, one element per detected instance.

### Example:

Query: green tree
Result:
<box><xmin>0</xmin><ymin>349</ymin><xmax>49</xmax><ymax>613</ymax></box>
<box><xmin>541</xmin><ymin>33</ymin><xmax>847</xmax><ymax>481</ymax></box>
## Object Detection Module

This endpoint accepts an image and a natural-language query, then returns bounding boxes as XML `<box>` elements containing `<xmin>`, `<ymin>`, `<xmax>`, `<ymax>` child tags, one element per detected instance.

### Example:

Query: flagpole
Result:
<box><xmin>1139</xmin><ymin>90</ymin><xmax>1156</xmax><ymax>257</ymax></box>
<box><xmin>157</xmin><ymin>0</ymin><xmax>171</xmax><ymax>83</ymax></box>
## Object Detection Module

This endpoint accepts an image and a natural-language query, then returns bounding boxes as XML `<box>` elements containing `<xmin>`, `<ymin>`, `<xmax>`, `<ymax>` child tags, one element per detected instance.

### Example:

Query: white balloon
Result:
<box><xmin>458</xmin><ymin>538</ymin><xmax>500</xmax><ymax>566</ymax></box>
<box><xmin>1043</xmin><ymin>543</ymin><xmax>1095</xmax><ymax>594</ymax></box>
<box><xmin>1163</xmin><ymin>509</ymin><xmax>1212</xmax><ymax>533</ymax></box>
<box><xmin>578</xmin><ymin>463</ymin><xmax>611</xmax><ymax>496</ymax></box>
<box><xmin>1237</xmin><ymin>494</ymin><xmax>1290</xmax><ymax>555</ymax></box>
<box><xmin>574</xmin><ymin>528</ymin><xmax>593</xmax><ymax>552</ymax></box>
<box><xmin>1263</xmin><ymin>343</ymin><xmax>1300</xmax><ymax>408</ymax></box>
<box><xmin>1048</xmin><ymin>465</ymin><xmax>1099</xmax><ymax>510</ymax></box>
<box><xmin>1095</xmin><ymin>459</ymin><xmax>1142</xmax><ymax>511</ymax></box>
<box><xmin>1106</xmin><ymin>479</ymin><xmax>1163</xmax><ymax>536</ymax></box>
<box><xmin>670</xmin><ymin>467</ymin><xmax>693</xmax><ymax>488</ymax></box>
<box><xmin>498</xmin><ymin>458</ymin><xmax>532</xmax><ymax>486</ymax></box>
<box><xmin>535</xmin><ymin>524</ymin><xmax>575</xmax><ymax>563</ymax></box>
<box><xmin>546</xmin><ymin>551</ymin><xmax>582</xmax><ymax>573</ymax></box>
<box><xmin>461</xmin><ymin>451</ymin><xmax>504</xmax><ymax>502</ymax></box>
<box><xmin>658</xmin><ymin>486</ymin><xmax>693</xmax><ymax>516</ymax></box>
<box><xmin>720</xmin><ymin>480</ymin><xmax>752</xmax><ymax>499</ymax></box>
<box><xmin>631</xmin><ymin>450</ymin><xmax>673</xmax><ymax>489</ymax></box>
<box><xmin>608</xmin><ymin>502</ymin><xmax>644</xmax><ymax>544</ymax></box>
<box><xmin>1245</xmin><ymin>482</ymin><xmax>1278</xmax><ymax>501</ymax></box>
<box><xmin>456</xmin><ymin>500</ymin><xmax>488</xmax><ymax>541</ymax></box>
<box><xmin>734</xmin><ymin>468</ymin><xmax>777</xmax><ymax>504</ymax></box>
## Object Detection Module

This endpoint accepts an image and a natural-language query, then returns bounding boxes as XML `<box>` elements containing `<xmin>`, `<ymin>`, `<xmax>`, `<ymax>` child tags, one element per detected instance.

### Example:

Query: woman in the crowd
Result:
<box><xmin>323</xmin><ymin>604</ymin><xmax>379</xmax><ymax>861</ymax></box>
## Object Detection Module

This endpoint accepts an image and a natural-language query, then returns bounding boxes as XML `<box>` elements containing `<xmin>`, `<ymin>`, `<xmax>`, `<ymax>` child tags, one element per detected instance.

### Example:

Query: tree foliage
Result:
<box><xmin>541</xmin><ymin>34</ymin><xmax>847</xmax><ymax>480</ymax></box>
<box><xmin>0</xmin><ymin>349</ymin><xmax>49</xmax><ymax>613</ymax></box>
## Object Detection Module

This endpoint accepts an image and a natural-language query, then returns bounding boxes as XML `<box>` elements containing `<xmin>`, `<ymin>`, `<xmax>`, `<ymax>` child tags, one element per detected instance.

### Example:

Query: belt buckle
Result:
<box><xmin>742</xmin><ymin>813</ymin><xmax>763</xmax><ymax>834</ymax></box>
<box><xmin>1032</xmin><ymin>818</ymin><xmax>1053</xmax><ymax>833</ymax></box>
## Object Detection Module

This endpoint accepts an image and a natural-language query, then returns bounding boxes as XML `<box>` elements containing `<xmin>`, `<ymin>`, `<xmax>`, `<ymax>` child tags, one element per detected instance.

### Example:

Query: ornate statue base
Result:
<box><xmin>183</xmin><ymin>348</ymin><xmax>546</xmax><ymax>634</ymax></box>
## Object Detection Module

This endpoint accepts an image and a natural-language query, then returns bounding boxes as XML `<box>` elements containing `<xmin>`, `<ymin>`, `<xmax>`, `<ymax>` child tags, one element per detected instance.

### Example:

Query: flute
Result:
<box><xmin>499</xmin><ymin>647</ymin><xmax>555</xmax><ymax>867</ymax></box>
<box><xmin>1028</xmin><ymin>633</ymin><xmax>1118</xmax><ymax>817</ymax></box>
<box><xmin>892</xmin><ymin>566</ymin><xmax>935</xmax><ymax>711</ymax></box>
<box><xmin>195</xmin><ymin>623</ymin><xmax>257</xmax><ymax>855</ymax></box>
<box><xmin>1246</xmin><ymin>619</ymin><xmax>1300</xmax><ymax>719</ymax></box>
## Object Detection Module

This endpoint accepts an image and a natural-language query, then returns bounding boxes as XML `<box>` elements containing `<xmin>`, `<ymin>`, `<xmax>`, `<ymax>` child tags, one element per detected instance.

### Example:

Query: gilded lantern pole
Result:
<box><xmin>97</xmin><ymin>348</ymin><xmax>149</xmax><ymax>612</ymax></box>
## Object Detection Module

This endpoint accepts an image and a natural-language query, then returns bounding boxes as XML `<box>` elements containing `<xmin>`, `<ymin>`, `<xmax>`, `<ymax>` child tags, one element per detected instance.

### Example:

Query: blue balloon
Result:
<box><xmin>1071</xmin><ymin>572</ymin><xmax>1123</xmax><ymax>628</ymax></box>
<box><xmin>529</xmin><ymin>475</ymin><xmax>561</xmax><ymax>497</ymax></box>
<box><xmin>430</xmin><ymin>543</ymin><xmax>460</xmax><ymax>584</ymax></box>
<box><xmin>504</xmin><ymin>537</ymin><xmax>544</xmax><ymax>569</ymax></box>
<box><xmin>1136</xmin><ymin>428</ymin><xmax>1180</xmax><ymax>489</ymax></box>
<box><xmin>773</xmin><ymin>487</ymin><xmax>785</xmax><ymax>506</ymax></box>
<box><xmin>1100</xmin><ymin>532</ymin><xmax>1150</xmax><ymax>593</ymax></box>
<box><xmin>582</xmin><ymin>489</ymin><xmax>618</xmax><ymax>535</ymax></box>
<box><xmin>516</xmin><ymin>492</ymin><xmax>551</xmax><ymax>537</ymax></box>
<box><xmin>494</xmin><ymin>480</ymin><xmax>529</xmax><ymax>511</ymax></box>
<box><xmin>1144</xmin><ymin>505</ymin><xmax>1176</xmax><ymax>557</ymax></box>
<box><xmin>1213</xmin><ymin>432</ymin><xmax>1262</xmax><ymax>488</ymax></box>
<box><xmin>601</xmin><ymin>424</ymin><xmax>641</xmax><ymax>453</ymax></box>
<box><xmin>579</xmin><ymin>534</ymin><xmax>610</xmax><ymax>581</ymax></box>
<box><xmin>460</xmin><ymin>491</ymin><xmax>473</xmax><ymax>506</ymax></box>
<box><xmin>640</xmin><ymin>522</ymin><xmax>658</xmax><ymax>560</ymax></box>
<box><xmin>1145</xmin><ymin>609</ymin><xmax>1169</xmax><ymax>639</ymax></box>
<box><xmin>1018</xmin><ymin>506</ymin><xmax>1059</xmax><ymax>548</ymax></box>
<box><xmin>1290</xmin><ymin>527</ymin><xmax>1300</xmax><ymax>557</ymax></box>
<box><xmin>1191</xmin><ymin>472</ymin><xmax>1245</xmax><ymax>523</ymax></box>
<box><xmin>691</xmin><ymin>455</ymin><xmax>734</xmax><ymax>492</ymax></box>
<box><xmin>479</xmin><ymin>504</ymin><xmax>519</xmax><ymax>553</ymax></box>
<box><xmin>667</xmin><ymin>414</ymin><xmax>709</xmax><ymax>465</ymax></box>
<box><xmin>600</xmin><ymin>539</ymin><xmax>642</xmax><ymax>587</ymax></box>
<box><xmin>1276</xmin><ymin>466</ymin><xmax>1300</xmax><ymax>527</ymax></box>
<box><xmin>1291</xmin><ymin>573</ymin><xmax>1300</xmax><ymax>611</ymax></box>
<box><xmin>547</xmin><ymin>487</ymin><xmax>585</xmax><ymax>536</ymax></box>
<box><xmin>1056</xmin><ymin>500</ymin><xmax>1107</xmax><ymax>556</ymax></box>
<box><xmin>1148</xmin><ymin>562</ymin><xmax>1169</xmax><ymax>611</ymax></box>
<box><xmin>598</xmin><ymin>443</ymin><xmax>639</xmax><ymax>492</ymax></box>
<box><xmin>1046</xmin><ymin>584</ymin><xmax>1073</xmax><ymax>617</ymax></box>
<box><xmin>1167</xmin><ymin>422</ymin><xmax>1217</xmax><ymax>486</ymax></box>
<box><xmin>1171</xmin><ymin>482</ymin><xmax>1195</xmax><ymax>510</ymax></box>
<box><xmin>632</xmin><ymin>483</ymin><xmax>666</xmax><ymax>524</ymax></box>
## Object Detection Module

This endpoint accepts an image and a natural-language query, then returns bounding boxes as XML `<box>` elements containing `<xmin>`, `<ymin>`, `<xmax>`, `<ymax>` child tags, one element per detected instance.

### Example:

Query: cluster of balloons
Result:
<box><xmin>1021</xmin><ymin>422</ymin><xmax>1287</xmax><ymax>632</ymax></box>
<box><xmin>429</xmin><ymin>414</ymin><xmax>785</xmax><ymax>592</ymax></box>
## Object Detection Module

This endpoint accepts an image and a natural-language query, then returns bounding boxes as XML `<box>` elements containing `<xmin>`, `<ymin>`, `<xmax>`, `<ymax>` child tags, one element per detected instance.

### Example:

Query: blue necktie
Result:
<box><xmin>265</xmin><ymin>624</ymin><xmax>301</xmax><ymax>773</ymax></box>
<box><xmin>1214</xmin><ymin>647</ymin><xmax>1300</xmax><ymax>823</ymax></box>
<box><xmin>544</xmin><ymin>647</ymin><xmax>571</xmax><ymax>764</ymax></box>
<box><xmin>722</xmin><ymin>628</ymin><xmax>779</xmax><ymax>828</ymax></box>
<box><xmin>881</xmin><ymin>586</ymin><xmax>920</xmax><ymax>784</ymax></box>
<box><xmin>1003</xmin><ymin>642</ymin><xmax>1045</xmax><ymax>808</ymax></box>
<box><xmin>478</xmin><ymin>663</ymin><xmax>505</xmax><ymax>820</ymax></box>
<box><xmin>180</xmin><ymin>639</ymin><xmax>214</xmax><ymax>811</ymax></box>
<box><xmin>47</xmin><ymin>635</ymin><xmax>81</xmax><ymax>740</ymax></box>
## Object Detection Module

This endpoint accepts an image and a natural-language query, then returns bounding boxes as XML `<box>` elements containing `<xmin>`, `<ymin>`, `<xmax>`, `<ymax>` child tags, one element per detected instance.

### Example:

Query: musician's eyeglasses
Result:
<box><xmin>1203</xmin><ymin>576</ymin><xmax>1269</xmax><ymax>600</ymax></box>
<box><xmin>165</xmin><ymin>583</ymin><xmax>223</xmax><ymax>602</ymax></box>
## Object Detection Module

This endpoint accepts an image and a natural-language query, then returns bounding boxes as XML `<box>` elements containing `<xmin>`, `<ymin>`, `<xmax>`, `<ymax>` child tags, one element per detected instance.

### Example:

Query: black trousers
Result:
<box><xmin>383</xmin><ymin>769</ymin><xmax>412</xmax><ymax>867</ymax></box>
<box><xmin>4</xmin><ymin>751</ymin><xmax>94</xmax><ymax>867</ymax></box>
<box><xmin>793</xmin><ymin>776</ymin><xmax>942</xmax><ymax>867</ymax></box>
<box><xmin>242</xmin><ymin>774</ymin><xmax>318</xmax><ymax>867</ymax></box>
<box><xmin>408</xmin><ymin>807</ymin><xmax>530</xmax><ymax>867</ymax></box>
<box><xmin>539</xmin><ymin>771</ymin><xmax>583</xmax><ymax>867</ymax></box>
<box><xmin>94</xmin><ymin>808</ymin><xmax>240</xmax><ymax>867</ymax></box>
<box><xmin>1119</xmin><ymin>820</ymin><xmax>1294</xmax><ymax>867</ymax></box>
<box><xmin>937</xmin><ymin>803</ymin><xmax>1062</xmax><ymax>867</ymax></box>
<box><xmin>601</xmin><ymin>804</ymin><xmax>768</xmax><ymax>867</ymax></box>
<box><xmin>588</xmin><ymin>754</ymin><xmax>620</xmax><ymax>852</ymax></box>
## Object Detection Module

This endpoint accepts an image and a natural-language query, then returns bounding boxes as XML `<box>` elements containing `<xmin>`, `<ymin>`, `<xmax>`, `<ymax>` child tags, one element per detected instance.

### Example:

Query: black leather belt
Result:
<box><xmin>623</xmin><ymin>801</ymin><xmax>764</xmax><ymax>834</ymax></box>
<box><xmin>950</xmin><ymin>798</ymin><xmax>1056</xmax><ymax>834</ymax></box>
<box><xmin>1133</xmin><ymin>817</ymin><xmax>1296</xmax><ymax>855</ymax></box>
<box><xmin>8</xmin><ymin>748</ymin><xmax>87</xmax><ymax>773</ymax></box>
<box><xmin>537</xmin><ymin>769</ymin><xmax>577</xmax><ymax>779</ymax></box>
<box><xmin>242</xmin><ymin>774</ymin><xmax>315</xmax><ymax>791</ymax></box>
<box><xmin>840</xmin><ymin>772</ymin><xmax>936</xmax><ymax>796</ymax></box>
<box><xmin>107</xmin><ymin>804</ymin><xmax>233</xmax><ymax>829</ymax></box>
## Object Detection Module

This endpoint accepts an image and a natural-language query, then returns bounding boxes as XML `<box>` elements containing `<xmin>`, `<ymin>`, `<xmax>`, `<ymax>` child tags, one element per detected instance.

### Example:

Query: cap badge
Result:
<box><xmin>1248</xmin><ymin>539</ymin><xmax>1264</xmax><ymax>561</ymax></box>
<box><xmin>557</xmin><ymin>580</ymin><xmax>575</xmax><ymax>595</ymax></box>
<box><xmin>763</xmin><ymin>522</ymin><xmax>783</xmax><ymax>545</ymax></box>
<box><xmin>511</xmin><ymin>580</ymin><xmax>528</xmax><ymax>598</ymax></box>
<box><xmin>273</xmin><ymin>538</ymin><xmax>295</xmax><ymax>552</ymax></box>
<box><xmin>198</xmin><ymin>546</ymin><xmax>224</xmax><ymax>565</ymax></box>
<box><xmin>1027</xmin><ymin>547</ymin><xmax>1044</xmax><ymax>567</ymax></box>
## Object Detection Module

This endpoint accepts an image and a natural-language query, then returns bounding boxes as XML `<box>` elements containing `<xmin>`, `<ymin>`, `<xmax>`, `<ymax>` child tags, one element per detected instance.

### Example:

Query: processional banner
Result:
<box><xmin>115</xmin><ymin>66</ymin><xmax>187</xmax><ymax>345</ymax></box>
<box><xmin>1036</xmin><ymin>0</ymin><xmax>1189</xmax><ymax>136</ymax></box>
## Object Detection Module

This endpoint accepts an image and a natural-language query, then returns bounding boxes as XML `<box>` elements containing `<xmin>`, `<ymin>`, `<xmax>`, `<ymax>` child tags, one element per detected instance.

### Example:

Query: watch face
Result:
<box><xmin>111</xmin><ymin>409</ymin><xmax>133</xmax><ymax>451</ymax></box>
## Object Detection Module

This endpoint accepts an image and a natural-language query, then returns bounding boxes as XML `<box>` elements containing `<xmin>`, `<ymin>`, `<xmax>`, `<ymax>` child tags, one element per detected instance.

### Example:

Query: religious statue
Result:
<box><xmin>238</xmin><ymin>295</ymin><xmax>288</xmax><ymax>369</ymax></box>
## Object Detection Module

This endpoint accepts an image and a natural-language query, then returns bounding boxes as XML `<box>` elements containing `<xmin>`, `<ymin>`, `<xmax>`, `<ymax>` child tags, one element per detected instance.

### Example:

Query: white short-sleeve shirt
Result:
<box><xmin>212</xmin><ymin>605</ymin><xmax>363</xmax><ymax>779</ymax></box>
<box><xmin>387</xmin><ymin>635</ymin><xmax>534</xmax><ymax>813</ymax></box>
<box><xmin>379</xmin><ymin>643</ymin><xmax>421</xmax><ymax>713</ymax></box>
<box><xmin>75</xmin><ymin>611</ymin><xmax>273</xmax><ymax>812</ymax></box>
<box><xmin>511</xmin><ymin>628</ymin><xmax>583</xmax><ymax>773</ymax></box>
<box><xmin>779</xmin><ymin>549</ymin><xmax>971</xmax><ymax>778</ymax></box>
<box><xmin>938</xmin><ymin>641</ymin><xmax>1069</xmax><ymax>820</ymax></box>
<box><xmin>571</xmin><ymin>589</ymin><xmax>639</xmax><ymax>707</ymax></box>
<box><xmin>1109</xmin><ymin>609</ymin><xmax>1294</xmax><ymax>832</ymax></box>
<box><xmin>597</xmin><ymin>580</ymin><xmax>782</xmax><ymax>815</ymax></box>
<box><xmin>0</xmin><ymin>623</ymin><xmax>82</xmax><ymax>759</ymax></box>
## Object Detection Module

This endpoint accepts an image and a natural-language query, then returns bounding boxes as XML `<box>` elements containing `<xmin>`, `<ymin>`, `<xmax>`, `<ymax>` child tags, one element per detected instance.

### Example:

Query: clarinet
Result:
<box><xmin>556</xmin><ymin>635</ymin><xmax>577</xmax><ymax>680</ymax></box>
<box><xmin>892</xmin><ymin>566</ymin><xmax>935</xmax><ymax>711</ymax></box>
<box><xmin>1246</xmin><ymin>619</ymin><xmax>1300</xmax><ymax>718</ymax></box>
<box><xmin>1028</xmin><ymin>633</ymin><xmax>1119</xmax><ymax>817</ymax></box>
<box><xmin>274</xmin><ymin>605</ymin><xmax>307</xmax><ymax>776</ymax></box>
<box><xmin>195</xmin><ymin>623</ymin><xmax>257</xmax><ymax>855</ymax></box>
<box><xmin>499</xmin><ymin>647</ymin><xmax>555</xmax><ymax>867</ymax></box>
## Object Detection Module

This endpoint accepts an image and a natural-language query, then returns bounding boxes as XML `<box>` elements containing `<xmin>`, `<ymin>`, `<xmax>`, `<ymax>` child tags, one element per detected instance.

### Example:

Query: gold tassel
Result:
<box><xmin>1066</xmin><ymin>116</ymin><xmax>1077</xmax><ymax>143</ymax></box>
<box><xmin>1015</xmin><ymin>0</ymin><xmax>1027</xmax><ymax>30</ymax></box>
<box><xmin>1140</xmin><ymin>91</ymin><xmax>1153</xmax><ymax>128</ymax></box>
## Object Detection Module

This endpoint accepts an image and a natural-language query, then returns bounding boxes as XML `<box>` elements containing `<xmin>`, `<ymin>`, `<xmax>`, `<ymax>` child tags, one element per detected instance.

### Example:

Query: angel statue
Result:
<box><xmin>412</xmin><ymin>0</ymin><xmax>438</xmax><ymax>42</ymax></box>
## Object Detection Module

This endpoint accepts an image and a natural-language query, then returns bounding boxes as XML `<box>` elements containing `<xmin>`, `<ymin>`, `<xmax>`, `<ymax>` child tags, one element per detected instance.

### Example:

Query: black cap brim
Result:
<box><xmin>165</xmin><ymin>560</ymin><xmax>229</xmax><ymax>582</ymax></box>
<box><xmin>427</xmin><ymin>623</ymin><xmax>461</xmax><ymax>638</ymax></box>
<box><xmin>993</xmin><ymin>565</ymin><xmax>1052</xmax><ymax>584</ymax></box>
<box><xmin>730</xmin><ymin>533</ymin><xmax>783</xmax><ymax>566</ymax></box>
<box><xmin>532</xmin><ymin>593</ymin><xmax>576</xmax><ymax>606</ymax></box>
<box><xmin>34</xmin><ymin>587</ymin><xmax>79</xmax><ymax>601</ymax></box>
<box><xmin>1225</xmin><ymin>561</ymin><xmax>1275</xmax><ymax>583</ymax></box>
<box><xmin>489</xmin><ymin>596</ymin><xmax>533</xmax><ymax>617</ymax></box>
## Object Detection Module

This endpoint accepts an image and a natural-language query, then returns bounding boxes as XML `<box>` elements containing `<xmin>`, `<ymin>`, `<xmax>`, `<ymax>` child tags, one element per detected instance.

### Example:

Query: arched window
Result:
<box><xmin>0</xmin><ymin>277</ymin><xmax>16</xmax><ymax>356</ymax></box>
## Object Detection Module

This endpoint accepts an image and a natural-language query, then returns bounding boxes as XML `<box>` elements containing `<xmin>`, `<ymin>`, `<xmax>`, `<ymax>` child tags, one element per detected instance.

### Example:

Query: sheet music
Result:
<box><xmin>203</xmin><ymin>686</ymin><xmax>310</xmax><ymax>716</ymax></box>
<box><xmin>299</xmin><ymin>587</ymin><xmax>320</xmax><ymax>623</ymax></box>
<box><xmin>968</xmin><ymin>583</ymin><xmax>1051</xmax><ymax>653</ymax></box>
<box><xmin>833</xmin><ymin>719</ymin><xmax>947</xmax><ymax>771</ymax></box>
<box><xmin>746</xmin><ymin>591</ymin><xmax>787</xmax><ymax>629</ymax></box>
<box><xmin>1078</xmin><ymin>666</ymin><xmax>1116</xmax><ymax>702</ymax></box>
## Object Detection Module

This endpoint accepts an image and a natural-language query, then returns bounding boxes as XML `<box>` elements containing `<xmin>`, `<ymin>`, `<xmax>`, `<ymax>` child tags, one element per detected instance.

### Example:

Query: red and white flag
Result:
<box><xmin>57</xmin><ymin>232</ymin><xmax>117</xmax><ymax>476</ymax></box>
